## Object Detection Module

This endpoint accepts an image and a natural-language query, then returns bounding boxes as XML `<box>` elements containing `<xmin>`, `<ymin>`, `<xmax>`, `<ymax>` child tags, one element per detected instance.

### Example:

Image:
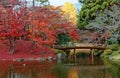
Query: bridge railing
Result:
<box><xmin>53</xmin><ymin>43</ymin><xmax>107</xmax><ymax>49</ymax></box>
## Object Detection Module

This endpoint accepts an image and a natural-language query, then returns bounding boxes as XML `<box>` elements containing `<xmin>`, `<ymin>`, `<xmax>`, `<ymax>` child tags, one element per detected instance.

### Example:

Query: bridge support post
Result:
<box><xmin>90</xmin><ymin>49</ymin><xmax>94</xmax><ymax>64</ymax></box>
<box><xmin>73</xmin><ymin>49</ymin><xmax>77</xmax><ymax>65</ymax></box>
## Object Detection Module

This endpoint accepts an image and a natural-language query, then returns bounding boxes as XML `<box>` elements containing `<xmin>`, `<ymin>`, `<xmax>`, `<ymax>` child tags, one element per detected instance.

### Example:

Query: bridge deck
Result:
<box><xmin>53</xmin><ymin>44</ymin><xmax>107</xmax><ymax>50</ymax></box>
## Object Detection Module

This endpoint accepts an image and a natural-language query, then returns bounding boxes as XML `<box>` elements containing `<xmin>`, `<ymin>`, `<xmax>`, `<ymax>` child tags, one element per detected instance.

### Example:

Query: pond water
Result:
<box><xmin>0</xmin><ymin>57</ymin><xmax>120</xmax><ymax>78</ymax></box>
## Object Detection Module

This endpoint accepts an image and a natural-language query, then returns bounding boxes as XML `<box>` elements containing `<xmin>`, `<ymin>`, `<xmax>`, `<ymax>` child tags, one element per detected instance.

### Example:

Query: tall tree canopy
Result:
<box><xmin>28</xmin><ymin>6</ymin><xmax>79</xmax><ymax>46</ymax></box>
<box><xmin>62</xmin><ymin>2</ymin><xmax>77</xmax><ymax>26</ymax></box>
<box><xmin>0</xmin><ymin>0</ymin><xmax>27</xmax><ymax>54</ymax></box>
<box><xmin>0</xmin><ymin>0</ymin><xmax>80</xmax><ymax>54</ymax></box>
<box><xmin>86</xmin><ymin>4</ymin><xmax>120</xmax><ymax>44</ymax></box>
<box><xmin>78</xmin><ymin>0</ymin><xmax>116</xmax><ymax>28</ymax></box>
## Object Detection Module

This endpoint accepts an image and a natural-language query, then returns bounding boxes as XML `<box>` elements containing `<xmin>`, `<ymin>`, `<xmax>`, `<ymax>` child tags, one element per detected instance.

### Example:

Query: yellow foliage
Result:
<box><xmin>62</xmin><ymin>2</ymin><xmax>77</xmax><ymax>26</ymax></box>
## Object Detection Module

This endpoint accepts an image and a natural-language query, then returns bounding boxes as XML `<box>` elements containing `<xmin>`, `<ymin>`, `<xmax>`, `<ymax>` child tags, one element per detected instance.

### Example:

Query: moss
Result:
<box><xmin>112</xmin><ymin>54</ymin><xmax>120</xmax><ymax>60</ymax></box>
<box><xmin>103</xmin><ymin>44</ymin><xmax>120</xmax><ymax>60</ymax></box>
<box><xmin>102</xmin><ymin>49</ymin><xmax>112</xmax><ymax>56</ymax></box>
<box><xmin>94</xmin><ymin>50</ymin><xmax>103</xmax><ymax>56</ymax></box>
<box><xmin>109</xmin><ymin>44</ymin><xmax>119</xmax><ymax>51</ymax></box>
<box><xmin>111</xmin><ymin>51</ymin><xmax>120</xmax><ymax>56</ymax></box>
<box><xmin>104</xmin><ymin>55</ymin><xmax>110</xmax><ymax>59</ymax></box>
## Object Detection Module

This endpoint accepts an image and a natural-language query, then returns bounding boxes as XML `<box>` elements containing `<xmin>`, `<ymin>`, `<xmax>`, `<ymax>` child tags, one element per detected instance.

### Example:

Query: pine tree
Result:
<box><xmin>86</xmin><ymin>4</ymin><xmax>120</xmax><ymax>44</ymax></box>
<box><xmin>78</xmin><ymin>0</ymin><xmax>116</xmax><ymax>28</ymax></box>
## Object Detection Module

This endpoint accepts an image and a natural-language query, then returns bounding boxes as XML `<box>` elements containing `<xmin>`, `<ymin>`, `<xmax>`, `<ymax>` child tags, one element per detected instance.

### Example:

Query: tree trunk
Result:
<box><xmin>33</xmin><ymin>0</ymin><xmax>35</xmax><ymax>7</ymax></box>
<box><xmin>9</xmin><ymin>39</ymin><xmax>15</xmax><ymax>54</ymax></box>
<box><xmin>31</xmin><ymin>41</ymin><xmax>35</xmax><ymax>53</ymax></box>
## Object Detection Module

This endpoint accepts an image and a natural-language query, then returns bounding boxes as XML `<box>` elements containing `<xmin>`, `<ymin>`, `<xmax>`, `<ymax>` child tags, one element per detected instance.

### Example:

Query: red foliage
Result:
<box><xmin>69</xmin><ymin>30</ymin><xmax>80</xmax><ymax>41</ymax></box>
<box><xmin>0</xmin><ymin>0</ymin><xmax>26</xmax><ymax>41</ymax></box>
<box><xmin>0</xmin><ymin>40</ymin><xmax>57</xmax><ymax>60</ymax></box>
<box><xmin>0</xmin><ymin>1</ymin><xmax>80</xmax><ymax>55</ymax></box>
<box><xmin>27</xmin><ymin>6</ymin><xmax>80</xmax><ymax>46</ymax></box>
<box><xmin>0</xmin><ymin>0</ymin><xmax>29</xmax><ymax>53</ymax></box>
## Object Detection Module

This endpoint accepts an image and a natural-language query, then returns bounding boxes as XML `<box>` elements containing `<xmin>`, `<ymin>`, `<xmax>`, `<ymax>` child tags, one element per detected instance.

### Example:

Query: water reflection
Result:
<box><xmin>0</xmin><ymin>58</ymin><xmax>120</xmax><ymax>78</ymax></box>
<box><xmin>0</xmin><ymin>61</ymin><xmax>56</xmax><ymax>78</ymax></box>
<box><xmin>53</xmin><ymin>57</ymin><xmax>118</xmax><ymax>78</ymax></box>
<box><xmin>106</xmin><ymin>60</ymin><xmax>120</xmax><ymax>78</ymax></box>
<box><xmin>68</xmin><ymin>68</ymin><xmax>78</xmax><ymax>78</ymax></box>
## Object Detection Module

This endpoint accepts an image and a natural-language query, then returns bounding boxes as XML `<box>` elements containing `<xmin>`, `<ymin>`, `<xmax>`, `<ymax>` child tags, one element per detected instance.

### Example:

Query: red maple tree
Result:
<box><xmin>0</xmin><ymin>0</ymin><xmax>27</xmax><ymax>54</ymax></box>
<box><xmin>27</xmin><ymin>6</ymin><xmax>80</xmax><ymax>47</ymax></box>
<box><xmin>0</xmin><ymin>1</ymin><xmax>80</xmax><ymax>54</ymax></box>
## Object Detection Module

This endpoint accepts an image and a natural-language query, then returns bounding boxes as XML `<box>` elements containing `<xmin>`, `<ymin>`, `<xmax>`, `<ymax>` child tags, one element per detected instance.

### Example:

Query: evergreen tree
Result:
<box><xmin>78</xmin><ymin>0</ymin><xmax>116</xmax><ymax>28</ymax></box>
<box><xmin>86</xmin><ymin>4</ymin><xmax>120</xmax><ymax>44</ymax></box>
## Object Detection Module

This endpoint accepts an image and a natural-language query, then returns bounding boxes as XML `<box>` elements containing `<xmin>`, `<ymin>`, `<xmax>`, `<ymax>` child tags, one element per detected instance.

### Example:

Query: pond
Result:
<box><xmin>0</xmin><ymin>57</ymin><xmax>120</xmax><ymax>78</ymax></box>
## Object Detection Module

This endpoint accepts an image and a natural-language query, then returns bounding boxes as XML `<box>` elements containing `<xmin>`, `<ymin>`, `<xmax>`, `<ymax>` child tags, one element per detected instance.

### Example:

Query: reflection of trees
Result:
<box><xmin>8</xmin><ymin>64</ymin><xmax>37</xmax><ymax>78</ymax></box>
<box><xmin>78</xmin><ymin>68</ymin><xmax>109</xmax><ymax>78</ymax></box>
<box><xmin>107</xmin><ymin>61</ymin><xmax>120</xmax><ymax>78</ymax></box>
<box><xmin>0</xmin><ymin>60</ymin><xmax>120</xmax><ymax>78</ymax></box>
<box><xmin>51</xmin><ymin>64</ymin><xmax>69</xmax><ymax>78</ymax></box>
<box><xmin>68</xmin><ymin>68</ymin><xmax>78</xmax><ymax>78</ymax></box>
<box><xmin>76</xmin><ymin>57</ymin><xmax>104</xmax><ymax>65</ymax></box>
<box><xmin>0</xmin><ymin>61</ymin><xmax>56</xmax><ymax>78</ymax></box>
<box><xmin>9</xmin><ymin>65</ymin><xmax>14</xmax><ymax>78</ymax></box>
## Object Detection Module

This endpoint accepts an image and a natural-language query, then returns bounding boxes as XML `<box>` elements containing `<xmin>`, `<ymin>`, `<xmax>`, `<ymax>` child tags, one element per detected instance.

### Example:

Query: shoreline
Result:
<box><xmin>0</xmin><ymin>56</ymin><xmax>57</xmax><ymax>62</ymax></box>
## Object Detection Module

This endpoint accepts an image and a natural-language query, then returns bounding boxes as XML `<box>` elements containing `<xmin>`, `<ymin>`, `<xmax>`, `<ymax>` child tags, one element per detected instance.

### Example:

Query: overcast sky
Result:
<box><xmin>49</xmin><ymin>0</ymin><xmax>79</xmax><ymax>6</ymax></box>
<box><xmin>24</xmin><ymin>0</ymin><xmax>82</xmax><ymax>10</ymax></box>
<box><xmin>25</xmin><ymin>0</ymin><xmax>79</xmax><ymax>6</ymax></box>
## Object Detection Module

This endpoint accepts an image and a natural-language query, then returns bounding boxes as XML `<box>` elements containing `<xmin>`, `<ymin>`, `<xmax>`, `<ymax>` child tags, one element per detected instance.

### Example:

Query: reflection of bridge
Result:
<box><xmin>53</xmin><ymin>43</ymin><xmax>108</xmax><ymax>62</ymax></box>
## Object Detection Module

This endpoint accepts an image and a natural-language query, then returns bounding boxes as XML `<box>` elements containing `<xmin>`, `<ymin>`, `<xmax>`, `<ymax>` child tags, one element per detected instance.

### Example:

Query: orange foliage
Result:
<box><xmin>27</xmin><ymin>6</ymin><xmax>80</xmax><ymax>46</ymax></box>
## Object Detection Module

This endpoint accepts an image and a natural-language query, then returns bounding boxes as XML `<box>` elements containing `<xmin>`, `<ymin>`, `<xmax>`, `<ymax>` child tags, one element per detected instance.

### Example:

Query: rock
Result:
<box><xmin>57</xmin><ymin>53</ymin><xmax>62</xmax><ymax>59</ymax></box>
<box><xmin>48</xmin><ymin>56</ymin><xmax>52</xmax><ymax>61</ymax></box>
<box><xmin>41</xmin><ymin>58</ymin><xmax>45</xmax><ymax>61</ymax></box>
<box><xmin>109</xmin><ymin>56</ymin><xmax>113</xmax><ymax>60</ymax></box>
<box><xmin>17</xmin><ymin>58</ymin><xmax>24</xmax><ymax>62</ymax></box>
<box><xmin>29</xmin><ymin>58</ymin><xmax>34</xmax><ymax>61</ymax></box>
<box><xmin>37</xmin><ymin>58</ymin><xmax>43</xmax><ymax>61</ymax></box>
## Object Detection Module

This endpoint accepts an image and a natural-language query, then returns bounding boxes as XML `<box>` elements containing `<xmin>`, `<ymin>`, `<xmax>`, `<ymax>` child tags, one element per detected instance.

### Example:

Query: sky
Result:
<box><xmin>25</xmin><ymin>0</ymin><xmax>80</xmax><ymax>6</ymax></box>
<box><xmin>49</xmin><ymin>0</ymin><xmax>82</xmax><ymax>10</ymax></box>
<box><xmin>24</xmin><ymin>0</ymin><xmax>82</xmax><ymax>10</ymax></box>
<box><xmin>49</xmin><ymin>0</ymin><xmax>79</xmax><ymax>6</ymax></box>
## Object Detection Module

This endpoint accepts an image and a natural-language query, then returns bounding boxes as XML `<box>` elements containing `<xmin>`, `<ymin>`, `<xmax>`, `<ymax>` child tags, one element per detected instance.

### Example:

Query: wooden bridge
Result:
<box><xmin>53</xmin><ymin>43</ymin><xmax>107</xmax><ymax>50</ymax></box>
<box><xmin>53</xmin><ymin>43</ymin><xmax>108</xmax><ymax>62</ymax></box>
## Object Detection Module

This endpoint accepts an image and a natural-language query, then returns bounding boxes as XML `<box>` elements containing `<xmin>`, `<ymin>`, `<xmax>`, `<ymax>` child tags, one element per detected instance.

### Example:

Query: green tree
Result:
<box><xmin>86</xmin><ymin>4</ymin><xmax>120</xmax><ymax>44</ymax></box>
<box><xmin>78</xmin><ymin>0</ymin><xmax>116</xmax><ymax>28</ymax></box>
<box><xmin>57</xmin><ymin>33</ymin><xmax>72</xmax><ymax>45</ymax></box>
